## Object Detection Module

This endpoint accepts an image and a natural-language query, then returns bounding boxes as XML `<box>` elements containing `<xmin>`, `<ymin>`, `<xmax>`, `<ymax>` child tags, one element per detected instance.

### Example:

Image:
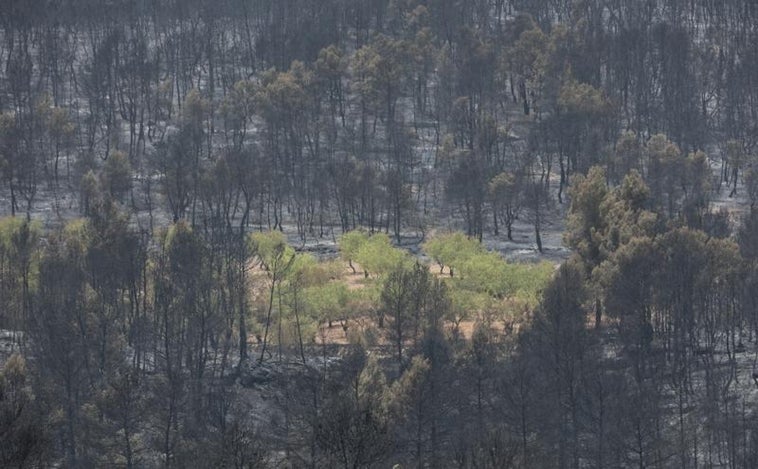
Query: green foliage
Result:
<box><xmin>8</xmin><ymin>4</ymin><xmax>758</xmax><ymax>467</ymax></box>
<box><xmin>504</xmin><ymin>261</ymin><xmax>555</xmax><ymax>305</ymax></box>
<box><xmin>358</xmin><ymin>354</ymin><xmax>387</xmax><ymax>407</ymax></box>
<box><xmin>248</xmin><ymin>230</ymin><xmax>296</xmax><ymax>272</ymax></box>
<box><xmin>355</xmin><ymin>233</ymin><xmax>409</xmax><ymax>277</ymax></box>
<box><xmin>449</xmin><ymin>251</ymin><xmax>550</xmax><ymax>302</ymax></box>
<box><xmin>61</xmin><ymin>218</ymin><xmax>92</xmax><ymax>257</ymax></box>
<box><xmin>163</xmin><ymin>221</ymin><xmax>205</xmax><ymax>291</ymax></box>
<box><xmin>423</xmin><ymin>231</ymin><xmax>483</xmax><ymax>274</ymax></box>
<box><xmin>305</xmin><ymin>281</ymin><xmax>350</xmax><ymax>324</ymax></box>
<box><xmin>615</xmin><ymin>169</ymin><xmax>651</xmax><ymax>212</ymax></box>
<box><xmin>567</xmin><ymin>166</ymin><xmax>661</xmax><ymax>273</ymax></box>
<box><xmin>565</xmin><ymin>166</ymin><xmax>608</xmax><ymax>269</ymax></box>
<box><xmin>47</xmin><ymin>106</ymin><xmax>76</xmax><ymax>142</ymax></box>
<box><xmin>386</xmin><ymin>355</ymin><xmax>430</xmax><ymax>417</ymax></box>
<box><xmin>315</xmin><ymin>45</ymin><xmax>346</xmax><ymax>82</ymax></box>
<box><xmin>287</xmin><ymin>252</ymin><xmax>318</xmax><ymax>283</ymax></box>
<box><xmin>423</xmin><ymin>231</ymin><xmax>553</xmax><ymax>315</ymax></box>
<box><xmin>347</xmin><ymin>282</ymin><xmax>381</xmax><ymax>313</ymax></box>
<box><xmin>255</xmin><ymin>63</ymin><xmax>312</xmax><ymax>125</ymax></box>
<box><xmin>449</xmin><ymin>288</ymin><xmax>492</xmax><ymax>325</ymax></box>
<box><xmin>597</xmin><ymin>170</ymin><xmax>658</xmax><ymax>256</ymax></box>
<box><xmin>154</xmin><ymin>226</ymin><xmax>208</xmax><ymax>384</ymax></box>
<box><xmin>0</xmin><ymin>217</ymin><xmax>42</xmax><ymax>259</ymax></box>
<box><xmin>558</xmin><ymin>80</ymin><xmax>612</xmax><ymax>117</ymax></box>
<box><xmin>648</xmin><ymin>133</ymin><xmax>681</xmax><ymax>164</ymax></box>
<box><xmin>0</xmin><ymin>217</ymin><xmax>42</xmax><ymax>291</ymax></box>
<box><xmin>453</xmin><ymin>251</ymin><xmax>510</xmax><ymax>297</ymax></box>
<box><xmin>338</xmin><ymin>230</ymin><xmax>369</xmax><ymax>272</ymax></box>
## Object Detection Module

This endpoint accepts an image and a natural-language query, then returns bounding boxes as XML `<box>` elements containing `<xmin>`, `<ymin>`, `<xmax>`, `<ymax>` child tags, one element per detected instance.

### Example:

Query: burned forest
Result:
<box><xmin>2</xmin><ymin>1</ymin><xmax>758</xmax><ymax>468</ymax></box>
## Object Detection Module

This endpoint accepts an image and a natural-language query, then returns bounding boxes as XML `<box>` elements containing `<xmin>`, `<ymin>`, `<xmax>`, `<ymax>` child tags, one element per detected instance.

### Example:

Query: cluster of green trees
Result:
<box><xmin>535</xmin><ymin>165</ymin><xmax>758</xmax><ymax>468</ymax></box>
<box><xmin>0</xmin><ymin>200</ymin><xmax>554</xmax><ymax>467</ymax></box>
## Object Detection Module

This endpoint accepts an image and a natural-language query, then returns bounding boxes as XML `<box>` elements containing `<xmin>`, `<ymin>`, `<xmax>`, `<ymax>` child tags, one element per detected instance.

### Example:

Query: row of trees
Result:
<box><xmin>0</xmin><ymin>196</ymin><xmax>557</xmax><ymax>466</ymax></box>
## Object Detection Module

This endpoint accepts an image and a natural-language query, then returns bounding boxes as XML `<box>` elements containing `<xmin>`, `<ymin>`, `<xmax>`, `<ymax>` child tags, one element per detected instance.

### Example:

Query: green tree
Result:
<box><xmin>422</xmin><ymin>231</ymin><xmax>483</xmax><ymax>276</ymax></box>
<box><xmin>249</xmin><ymin>231</ymin><xmax>297</xmax><ymax>363</ymax></box>
<box><xmin>565</xmin><ymin>166</ymin><xmax>608</xmax><ymax>271</ymax></box>
<box><xmin>453</xmin><ymin>251</ymin><xmax>509</xmax><ymax>299</ymax></box>
<box><xmin>567</xmin><ymin>167</ymin><xmax>660</xmax><ymax>327</ymax></box>
<box><xmin>355</xmin><ymin>233</ymin><xmax>409</xmax><ymax>278</ymax></box>
<box><xmin>338</xmin><ymin>230</ymin><xmax>369</xmax><ymax>274</ymax></box>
